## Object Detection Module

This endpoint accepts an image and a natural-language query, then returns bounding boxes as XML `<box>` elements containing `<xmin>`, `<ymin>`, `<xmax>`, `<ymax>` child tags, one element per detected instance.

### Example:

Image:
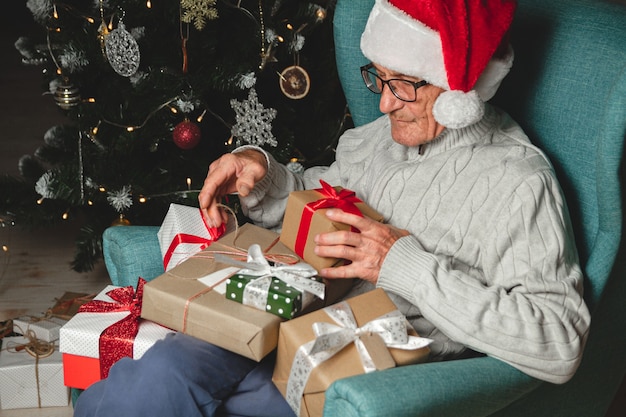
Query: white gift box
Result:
<box><xmin>13</xmin><ymin>316</ymin><xmax>67</xmax><ymax>343</ymax></box>
<box><xmin>59</xmin><ymin>285</ymin><xmax>175</xmax><ymax>389</ymax></box>
<box><xmin>158</xmin><ymin>203</ymin><xmax>226</xmax><ymax>271</ymax></box>
<box><xmin>0</xmin><ymin>336</ymin><xmax>69</xmax><ymax>409</ymax></box>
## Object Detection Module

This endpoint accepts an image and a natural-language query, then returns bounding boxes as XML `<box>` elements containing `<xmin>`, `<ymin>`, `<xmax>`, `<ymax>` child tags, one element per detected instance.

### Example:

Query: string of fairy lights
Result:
<box><xmin>22</xmin><ymin>0</ymin><xmax>331</xmax><ymax>228</ymax></box>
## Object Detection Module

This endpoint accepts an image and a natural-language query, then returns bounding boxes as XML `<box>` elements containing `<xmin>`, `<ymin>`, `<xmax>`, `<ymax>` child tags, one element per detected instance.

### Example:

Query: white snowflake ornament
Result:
<box><xmin>107</xmin><ymin>185</ymin><xmax>133</xmax><ymax>212</ymax></box>
<box><xmin>230</xmin><ymin>88</ymin><xmax>277</xmax><ymax>147</ymax></box>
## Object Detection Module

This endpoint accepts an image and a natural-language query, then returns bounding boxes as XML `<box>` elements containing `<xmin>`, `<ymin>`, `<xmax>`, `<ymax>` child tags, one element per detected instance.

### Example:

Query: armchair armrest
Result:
<box><xmin>102</xmin><ymin>225</ymin><xmax>164</xmax><ymax>287</ymax></box>
<box><xmin>324</xmin><ymin>356</ymin><xmax>542</xmax><ymax>417</ymax></box>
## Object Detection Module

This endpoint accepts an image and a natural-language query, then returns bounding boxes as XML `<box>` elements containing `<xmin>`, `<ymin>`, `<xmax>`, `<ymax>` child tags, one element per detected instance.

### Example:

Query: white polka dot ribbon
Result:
<box><xmin>285</xmin><ymin>301</ymin><xmax>433</xmax><ymax>416</ymax></box>
<box><xmin>214</xmin><ymin>244</ymin><xmax>325</xmax><ymax>312</ymax></box>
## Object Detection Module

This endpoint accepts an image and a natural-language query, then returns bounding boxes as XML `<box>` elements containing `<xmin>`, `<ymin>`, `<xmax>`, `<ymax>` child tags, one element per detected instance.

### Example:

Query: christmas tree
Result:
<box><xmin>2</xmin><ymin>0</ymin><xmax>349</xmax><ymax>272</ymax></box>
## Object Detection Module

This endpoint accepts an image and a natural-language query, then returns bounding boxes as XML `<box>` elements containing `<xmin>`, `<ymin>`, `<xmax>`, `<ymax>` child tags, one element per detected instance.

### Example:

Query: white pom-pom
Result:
<box><xmin>432</xmin><ymin>90</ymin><xmax>484</xmax><ymax>129</ymax></box>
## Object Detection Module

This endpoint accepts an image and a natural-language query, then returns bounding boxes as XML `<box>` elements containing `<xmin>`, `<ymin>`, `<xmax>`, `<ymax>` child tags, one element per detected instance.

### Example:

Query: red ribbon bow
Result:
<box><xmin>78</xmin><ymin>278</ymin><xmax>147</xmax><ymax>379</ymax></box>
<box><xmin>294</xmin><ymin>180</ymin><xmax>364</xmax><ymax>257</ymax></box>
<box><xmin>163</xmin><ymin>208</ymin><xmax>226</xmax><ymax>270</ymax></box>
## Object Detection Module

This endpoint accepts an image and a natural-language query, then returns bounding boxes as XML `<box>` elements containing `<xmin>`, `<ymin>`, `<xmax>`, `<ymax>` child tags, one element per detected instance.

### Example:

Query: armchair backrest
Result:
<box><xmin>333</xmin><ymin>0</ymin><xmax>626</xmax><ymax>312</ymax></box>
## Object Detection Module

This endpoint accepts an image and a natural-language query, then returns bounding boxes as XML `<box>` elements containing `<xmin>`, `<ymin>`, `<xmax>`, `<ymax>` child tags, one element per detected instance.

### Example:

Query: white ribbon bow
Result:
<box><xmin>215</xmin><ymin>244</ymin><xmax>325</xmax><ymax>312</ymax></box>
<box><xmin>285</xmin><ymin>301</ymin><xmax>433</xmax><ymax>415</ymax></box>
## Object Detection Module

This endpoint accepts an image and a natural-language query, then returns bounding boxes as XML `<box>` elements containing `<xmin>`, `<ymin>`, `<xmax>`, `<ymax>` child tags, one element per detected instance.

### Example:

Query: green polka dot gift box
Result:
<box><xmin>226</xmin><ymin>273</ymin><xmax>324</xmax><ymax>319</ymax></box>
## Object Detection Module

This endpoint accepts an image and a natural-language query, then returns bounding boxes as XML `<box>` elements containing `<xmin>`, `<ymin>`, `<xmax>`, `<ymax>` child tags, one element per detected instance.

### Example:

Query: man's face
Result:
<box><xmin>373</xmin><ymin>64</ymin><xmax>446</xmax><ymax>147</ymax></box>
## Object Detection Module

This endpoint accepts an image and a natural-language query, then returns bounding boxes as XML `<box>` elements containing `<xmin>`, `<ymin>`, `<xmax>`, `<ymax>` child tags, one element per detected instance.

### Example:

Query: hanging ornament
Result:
<box><xmin>279</xmin><ymin>65</ymin><xmax>310</xmax><ymax>99</ymax></box>
<box><xmin>173</xmin><ymin>119</ymin><xmax>201</xmax><ymax>149</ymax></box>
<box><xmin>97</xmin><ymin>0</ymin><xmax>109</xmax><ymax>58</ymax></box>
<box><xmin>111</xmin><ymin>214</ymin><xmax>131</xmax><ymax>226</ymax></box>
<box><xmin>230</xmin><ymin>88</ymin><xmax>277</xmax><ymax>147</ymax></box>
<box><xmin>105</xmin><ymin>19</ymin><xmax>140</xmax><ymax>77</ymax></box>
<box><xmin>54</xmin><ymin>82</ymin><xmax>81</xmax><ymax>110</ymax></box>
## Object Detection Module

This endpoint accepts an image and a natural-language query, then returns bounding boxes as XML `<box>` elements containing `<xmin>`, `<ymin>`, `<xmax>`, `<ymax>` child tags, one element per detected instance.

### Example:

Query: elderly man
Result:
<box><xmin>74</xmin><ymin>1</ymin><xmax>590</xmax><ymax>416</ymax></box>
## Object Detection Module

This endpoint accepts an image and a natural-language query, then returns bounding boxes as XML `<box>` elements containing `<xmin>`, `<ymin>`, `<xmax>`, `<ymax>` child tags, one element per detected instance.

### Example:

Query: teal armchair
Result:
<box><xmin>101</xmin><ymin>0</ymin><xmax>626</xmax><ymax>415</ymax></box>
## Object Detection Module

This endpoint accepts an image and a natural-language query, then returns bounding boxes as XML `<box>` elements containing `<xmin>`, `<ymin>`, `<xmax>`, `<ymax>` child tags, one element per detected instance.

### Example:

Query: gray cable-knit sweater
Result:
<box><xmin>239</xmin><ymin>104</ymin><xmax>590</xmax><ymax>384</ymax></box>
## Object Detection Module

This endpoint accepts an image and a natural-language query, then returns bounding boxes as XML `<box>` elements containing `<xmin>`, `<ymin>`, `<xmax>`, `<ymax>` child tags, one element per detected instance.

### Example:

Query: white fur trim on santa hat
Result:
<box><xmin>474</xmin><ymin>45</ymin><xmax>515</xmax><ymax>101</ymax></box>
<box><xmin>360</xmin><ymin>0</ymin><xmax>450</xmax><ymax>89</ymax></box>
<box><xmin>433</xmin><ymin>90</ymin><xmax>485</xmax><ymax>129</ymax></box>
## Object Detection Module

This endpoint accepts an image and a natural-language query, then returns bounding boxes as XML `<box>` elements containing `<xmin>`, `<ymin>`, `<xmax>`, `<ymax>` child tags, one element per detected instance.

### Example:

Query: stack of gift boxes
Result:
<box><xmin>1</xmin><ymin>181</ymin><xmax>432</xmax><ymax>415</ymax></box>
<box><xmin>0</xmin><ymin>292</ymin><xmax>94</xmax><ymax>410</ymax></box>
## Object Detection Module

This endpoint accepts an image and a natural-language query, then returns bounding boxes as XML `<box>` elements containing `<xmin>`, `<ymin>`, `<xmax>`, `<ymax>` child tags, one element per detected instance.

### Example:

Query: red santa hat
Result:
<box><xmin>361</xmin><ymin>0</ymin><xmax>517</xmax><ymax>129</ymax></box>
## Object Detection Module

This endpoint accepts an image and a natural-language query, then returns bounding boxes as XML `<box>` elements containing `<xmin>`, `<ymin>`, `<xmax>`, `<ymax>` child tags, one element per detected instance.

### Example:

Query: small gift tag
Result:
<box><xmin>358</xmin><ymin>332</ymin><xmax>395</xmax><ymax>371</ymax></box>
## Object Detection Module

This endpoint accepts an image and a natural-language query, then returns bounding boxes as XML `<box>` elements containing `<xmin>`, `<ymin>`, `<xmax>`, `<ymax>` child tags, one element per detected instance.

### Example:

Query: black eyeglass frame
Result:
<box><xmin>360</xmin><ymin>63</ymin><xmax>429</xmax><ymax>102</ymax></box>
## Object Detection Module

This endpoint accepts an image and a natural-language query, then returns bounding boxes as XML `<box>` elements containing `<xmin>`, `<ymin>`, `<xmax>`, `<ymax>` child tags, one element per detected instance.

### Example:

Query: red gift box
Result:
<box><xmin>59</xmin><ymin>280</ymin><xmax>175</xmax><ymax>389</ymax></box>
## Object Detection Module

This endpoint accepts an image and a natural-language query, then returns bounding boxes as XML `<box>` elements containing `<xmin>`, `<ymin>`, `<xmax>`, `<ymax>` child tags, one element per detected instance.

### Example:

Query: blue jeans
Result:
<box><xmin>73</xmin><ymin>333</ymin><xmax>295</xmax><ymax>417</ymax></box>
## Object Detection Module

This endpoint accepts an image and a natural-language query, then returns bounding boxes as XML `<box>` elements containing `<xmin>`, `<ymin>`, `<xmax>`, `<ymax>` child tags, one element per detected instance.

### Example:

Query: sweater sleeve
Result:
<box><xmin>377</xmin><ymin>171</ymin><xmax>590</xmax><ymax>384</ymax></box>
<box><xmin>236</xmin><ymin>148</ymin><xmax>342</xmax><ymax>230</ymax></box>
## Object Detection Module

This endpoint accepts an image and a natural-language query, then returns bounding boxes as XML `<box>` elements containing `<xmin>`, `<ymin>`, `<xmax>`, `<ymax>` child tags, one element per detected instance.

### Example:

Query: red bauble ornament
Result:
<box><xmin>173</xmin><ymin>119</ymin><xmax>201</xmax><ymax>150</ymax></box>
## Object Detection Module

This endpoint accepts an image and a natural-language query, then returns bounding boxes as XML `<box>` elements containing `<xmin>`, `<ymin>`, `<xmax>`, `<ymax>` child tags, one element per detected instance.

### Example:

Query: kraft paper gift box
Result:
<box><xmin>272</xmin><ymin>288</ymin><xmax>432</xmax><ymax>417</ymax></box>
<box><xmin>13</xmin><ymin>315</ymin><xmax>67</xmax><ymax>343</ymax></box>
<box><xmin>59</xmin><ymin>281</ymin><xmax>175</xmax><ymax>390</ymax></box>
<box><xmin>0</xmin><ymin>336</ymin><xmax>69</xmax><ymax>409</ymax></box>
<box><xmin>158</xmin><ymin>203</ymin><xmax>227</xmax><ymax>271</ymax></box>
<box><xmin>142</xmin><ymin>223</ymin><xmax>353</xmax><ymax>362</ymax></box>
<box><xmin>46</xmin><ymin>291</ymin><xmax>96</xmax><ymax>320</ymax></box>
<box><xmin>280</xmin><ymin>180</ymin><xmax>384</xmax><ymax>272</ymax></box>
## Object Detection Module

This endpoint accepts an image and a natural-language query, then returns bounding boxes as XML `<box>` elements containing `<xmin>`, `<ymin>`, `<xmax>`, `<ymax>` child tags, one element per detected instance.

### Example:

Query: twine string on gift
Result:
<box><xmin>14</xmin><ymin>312</ymin><xmax>64</xmax><ymax>343</ymax></box>
<box><xmin>5</xmin><ymin>329</ymin><xmax>56</xmax><ymax>408</ymax></box>
<box><xmin>165</xmin><ymin>204</ymin><xmax>305</xmax><ymax>331</ymax></box>
<box><xmin>284</xmin><ymin>301</ymin><xmax>433</xmax><ymax>416</ymax></box>
<box><xmin>77</xmin><ymin>279</ymin><xmax>147</xmax><ymax>379</ymax></box>
<box><xmin>294</xmin><ymin>180</ymin><xmax>365</xmax><ymax>258</ymax></box>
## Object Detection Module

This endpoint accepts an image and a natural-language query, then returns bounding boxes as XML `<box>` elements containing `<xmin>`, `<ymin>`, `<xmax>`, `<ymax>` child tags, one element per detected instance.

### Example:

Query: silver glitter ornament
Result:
<box><xmin>105</xmin><ymin>22</ymin><xmax>140</xmax><ymax>77</ymax></box>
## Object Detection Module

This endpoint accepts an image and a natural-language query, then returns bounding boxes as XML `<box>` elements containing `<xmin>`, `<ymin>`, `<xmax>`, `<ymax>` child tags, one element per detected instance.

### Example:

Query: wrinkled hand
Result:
<box><xmin>198</xmin><ymin>149</ymin><xmax>267</xmax><ymax>227</ymax></box>
<box><xmin>314</xmin><ymin>209</ymin><xmax>410</xmax><ymax>284</ymax></box>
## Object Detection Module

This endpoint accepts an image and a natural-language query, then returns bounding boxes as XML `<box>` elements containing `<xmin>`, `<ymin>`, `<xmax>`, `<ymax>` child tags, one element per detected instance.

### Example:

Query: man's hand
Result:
<box><xmin>314</xmin><ymin>209</ymin><xmax>410</xmax><ymax>284</ymax></box>
<box><xmin>198</xmin><ymin>149</ymin><xmax>267</xmax><ymax>227</ymax></box>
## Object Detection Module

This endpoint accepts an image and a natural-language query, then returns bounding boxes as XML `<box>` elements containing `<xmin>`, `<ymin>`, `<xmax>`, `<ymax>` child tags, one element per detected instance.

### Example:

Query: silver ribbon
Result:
<box><xmin>285</xmin><ymin>301</ymin><xmax>433</xmax><ymax>416</ymax></box>
<box><xmin>215</xmin><ymin>244</ymin><xmax>325</xmax><ymax>312</ymax></box>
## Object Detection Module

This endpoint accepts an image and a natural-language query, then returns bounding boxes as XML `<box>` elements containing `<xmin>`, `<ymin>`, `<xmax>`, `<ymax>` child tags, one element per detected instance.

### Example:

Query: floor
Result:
<box><xmin>1</xmin><ymin>3</ymin><xmax>625</xmax><ymax>417</ymax></box>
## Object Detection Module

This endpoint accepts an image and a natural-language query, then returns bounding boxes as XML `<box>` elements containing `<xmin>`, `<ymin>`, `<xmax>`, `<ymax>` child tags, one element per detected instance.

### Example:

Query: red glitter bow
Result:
<box><xmin>294</xmin><ymin>180</ymin><xmax>364</xmax><ymax>257</ymax></box>
<box><xmin>78</xmin><ymin>278</ymin><xmax>147</xmax><ymax>379</ymax></box>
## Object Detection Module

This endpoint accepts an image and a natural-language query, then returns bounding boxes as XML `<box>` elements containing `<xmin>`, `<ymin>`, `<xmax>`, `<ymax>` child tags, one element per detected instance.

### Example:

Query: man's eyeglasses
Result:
<box><xmin>360</xmin><ymin>63</ymin><xmax>429</xmax><ymax>102</ymax></box>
